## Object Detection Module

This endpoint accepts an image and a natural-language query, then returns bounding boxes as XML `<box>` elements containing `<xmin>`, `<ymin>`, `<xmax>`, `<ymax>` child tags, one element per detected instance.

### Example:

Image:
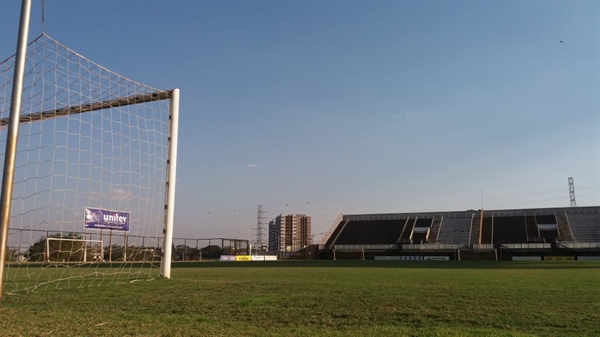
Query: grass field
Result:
<box><xmin>1</xmin><ymin>261</ymin><xmax>599</xmax><ymax>336</ymax></box>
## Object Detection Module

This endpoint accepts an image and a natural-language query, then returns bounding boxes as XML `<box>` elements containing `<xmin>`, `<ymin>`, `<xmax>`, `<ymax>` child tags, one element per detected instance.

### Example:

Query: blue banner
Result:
<box><xmin>85</xmin><ymin>207</ymin><xmax>130</xmax><ymax>232</ymax></box>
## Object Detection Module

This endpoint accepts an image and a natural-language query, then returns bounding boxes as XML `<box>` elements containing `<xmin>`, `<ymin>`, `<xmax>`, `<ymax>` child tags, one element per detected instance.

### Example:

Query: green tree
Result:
<box><xmin>201</xmin><ymin>245</ymin><xmax>223</xmax><ymax>259</ymax></box>
<box><xmin>172</xmin><ymin>245</ymin><xmax>200</xmax><ymax>261</ymax></box>
<box><xmin>128</xmin><ymin>246</ymin><xmax>159</xmax><ymax>261</ymax></box>
<box><xmin>4</xmin><ymin>248</ymin><xmax>16</xmax><ymax>262</ymax></box>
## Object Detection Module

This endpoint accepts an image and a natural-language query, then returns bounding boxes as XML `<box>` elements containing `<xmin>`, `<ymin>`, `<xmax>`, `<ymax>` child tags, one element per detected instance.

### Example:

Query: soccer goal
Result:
<box><xmin>45</xmin><ymin>237</ymin><xmax>104</xmax><ymax>263</ymax></box>
<box><xmin>0</xmin><ymin>32</ymin><xmax>179</xmax><ymax>295</ymax></box>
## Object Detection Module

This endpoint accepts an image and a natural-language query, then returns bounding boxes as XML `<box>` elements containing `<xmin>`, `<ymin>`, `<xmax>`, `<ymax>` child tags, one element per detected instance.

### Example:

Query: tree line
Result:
<box><xmin>17</xmin><ymin>233</ymin><xmax>238</xmax><ymax>262</ymax></box>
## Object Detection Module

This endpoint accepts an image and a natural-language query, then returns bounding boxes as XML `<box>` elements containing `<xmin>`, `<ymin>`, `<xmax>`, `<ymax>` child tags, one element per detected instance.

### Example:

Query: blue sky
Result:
<box><xmin>1</xmin><ymin>0</ymin><xmax>599</xmax><ymax>242</ymax></box>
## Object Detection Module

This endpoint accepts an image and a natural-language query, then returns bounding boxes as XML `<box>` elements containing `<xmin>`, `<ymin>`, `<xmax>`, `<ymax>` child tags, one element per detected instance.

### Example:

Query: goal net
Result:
<box><xmin>0</xmin><ymin>33</ymin><xmax>178</xmax><ymax>294</ymax></box>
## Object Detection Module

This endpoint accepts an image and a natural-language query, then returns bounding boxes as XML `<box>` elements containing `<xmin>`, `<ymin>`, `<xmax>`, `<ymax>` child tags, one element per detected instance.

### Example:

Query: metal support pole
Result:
<box><xmin>83</xmin><ymin>233</ymin><xmax>88</xmax><ymax>262</ymax></box>
<box><xmin>160</xmin><ymin>89</ymin><xmax>179</xmax><ymax>278</ymax></box>
<box><xmin>123</xmin><ymin>233</ymin><xmax>128</xmax><ymax>262</ymax></box>
<box><xmin>0</xmin><ymin>0</ymin><xmax>32</xmax><ymax>302</ymax></box>
<box><xmin>479</xmin><ymin>209</ymin><xmax>484</xmax><ymax>245</ymax></box>
<box><xmin>108</xmin><ymin>231</ymin><xmax>113</xmax><ymax>262</ymax></box>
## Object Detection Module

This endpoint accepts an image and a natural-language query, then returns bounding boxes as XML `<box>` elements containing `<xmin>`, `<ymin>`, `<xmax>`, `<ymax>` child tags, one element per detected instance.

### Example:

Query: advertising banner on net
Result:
<box><xmin>84</xmin><ymin>207</ymin><xmax>130</xmax><ymax>232</ymax></box>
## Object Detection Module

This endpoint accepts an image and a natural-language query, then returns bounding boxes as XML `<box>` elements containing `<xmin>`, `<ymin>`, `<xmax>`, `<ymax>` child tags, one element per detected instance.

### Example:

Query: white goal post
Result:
<box><xmin>0</xmin><ymin>28</ymin><xmax>180</xmax><ymax>296</ymax></box>
<box><xmin>45</xmin><ymin>238</ymin><xmax>104</xmax><ymax>263</ymax></box>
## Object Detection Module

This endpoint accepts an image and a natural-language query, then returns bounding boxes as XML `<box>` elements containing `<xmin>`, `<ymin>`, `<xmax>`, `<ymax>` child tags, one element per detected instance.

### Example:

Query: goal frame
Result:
<box><xmin>0</xmin><ymin>88</ymin><xmax>180</xmax><ymax>278</ymax></box>
<box><xmin>0</xmin><ymin>0</ymin><xmax>180</xmax><ymax>300</ymax></box>
<box><xmin>45</xmin><ymin>237</ymin><xmax>104</xmax><ymax>263</ymax></box>
<box><xmin>2</xmin><ymin>87</ymin><xmax>180</xmax><ymax>273</ymax></box>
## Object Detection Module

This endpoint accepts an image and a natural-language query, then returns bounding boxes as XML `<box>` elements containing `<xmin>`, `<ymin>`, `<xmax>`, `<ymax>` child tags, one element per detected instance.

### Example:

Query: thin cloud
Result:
<box><xmin>246</xmin><ymin>164</ymin><xmax>258</xmax><ymax>168</ymax></box>
<box><xmin>80</xmin><ymin>191</ymin><xmax>101</xmax><ymax>201</ymax></box>
<box><xmin>392</xmin><ymin>112</ymin><xmax>421</xmax><ymax>117</ymax></box>
<box><xmin>111</xmin><ymin>187</ymin><xmax>131</xmax><ymax>199</ymax></box>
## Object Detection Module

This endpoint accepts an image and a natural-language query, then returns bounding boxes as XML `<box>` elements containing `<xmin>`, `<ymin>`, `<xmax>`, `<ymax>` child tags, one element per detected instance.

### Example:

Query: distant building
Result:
<box><xmin>268</xmin><ymin>214</ymin><xmax>312</xmax><ymax>254</ymax></box>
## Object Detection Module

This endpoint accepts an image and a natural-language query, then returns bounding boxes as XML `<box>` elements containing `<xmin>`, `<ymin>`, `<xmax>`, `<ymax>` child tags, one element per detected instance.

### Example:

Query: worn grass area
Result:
<box><xmin>1</xmin><ymin>261</ymin><xmax>599</xmax><ymax>336</ymax></box>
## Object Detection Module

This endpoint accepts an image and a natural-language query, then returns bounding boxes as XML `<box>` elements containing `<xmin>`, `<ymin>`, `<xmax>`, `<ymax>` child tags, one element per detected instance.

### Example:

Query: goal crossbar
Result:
<box><xmin>0</xmin><ymin>90</ymin><xmax>174</xmax><ymax>127</ymax></box>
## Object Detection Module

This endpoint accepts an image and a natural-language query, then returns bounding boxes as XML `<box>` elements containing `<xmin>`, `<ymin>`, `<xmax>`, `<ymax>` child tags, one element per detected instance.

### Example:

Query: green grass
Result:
<box><xmin>1</xmin><ymin>261</ymin><xmax>599</xmax><ymax>336</ymax></box>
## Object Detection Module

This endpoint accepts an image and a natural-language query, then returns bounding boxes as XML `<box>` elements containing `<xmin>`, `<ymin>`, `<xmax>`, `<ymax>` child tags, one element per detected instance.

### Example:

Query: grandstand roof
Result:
<box><xmin>342</xmin><ymin>206</ymin><xmax>599</xmax><ymax>220</ymax></box>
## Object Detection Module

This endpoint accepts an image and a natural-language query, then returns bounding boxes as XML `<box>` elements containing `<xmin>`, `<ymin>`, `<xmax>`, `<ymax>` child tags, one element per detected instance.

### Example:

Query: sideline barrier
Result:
<box><xmin>503</xmin><ymin>243</ymin><xmax>550</xmax><ymax>249</ymax></box>
<box><xmin>396</xmin><ymin>256</ymin><xmax>423</xmax><ymax>261</ymax></box>
<box><xmin>544</xmin><ymin>256</ymin><xmax>575</xmax><ymax>261</ymax></box>
<box><xmin>375</xmin><ymin>256</ymin><xmax>450</xmax><ymax>261</ymax></box>
<box><xmin>235</xmin><ymin>255</ymin><xmax>252</xmax><ymax>261</ymax></box>
<box><xmin>374</xmin><ymin>256</ymin><xmax>400</xmax><ymax>261</ymax></box>
<box><xmin>219</xmin><ymin>255</ymin><xmax>278</xmax><ymax>262</ymax></box>
<box><xmin>220</xmin><ymin>255</ymin><xmax>236</xmax><ymax>261</ymax></box>
<box><xmin>577</xmin><ymin>256</ymin><xmax>600</xmax><ymax>261</ymax></box>
<box><xmin>561</xmin><ymin>242</ymin><xmax>600</xmax><ymax>249</ymax></box>
<box><xmin>512</xmin><ymin>256</ymin><xmax>542</xmax><ymax>261</ymax></box>
<box><xmin>424</xmin><ymin>256</ymin><xmax>450</xmax><ymax>261</ymax></box>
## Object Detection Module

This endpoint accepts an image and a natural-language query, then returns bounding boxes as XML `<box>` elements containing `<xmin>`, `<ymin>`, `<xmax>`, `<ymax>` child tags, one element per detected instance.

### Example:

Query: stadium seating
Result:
<box><xmin>321</xmin><ymin>207</ymin><xmax>600</xmax><ymax>254</ymax></box>
<box><xmin>410</xmin><ymin>230</ymin><xmax>428</xmax><ymax>244</ymax></box>
<box><xmin>428</xmin><ymin>217</ymin><xmax>443</xmax><ymax>243</ymax></box>
<box><xmin>436</xmin><ymin>217</ymin><xmax>471</xmax><ymax>245</ymax></box>
<box><xmin>555</xmin><ymin>213</ymin><xmax>574</xmax><ymax>241</ymax></box>
<box><xmin>493</xmin><ymin>216</ymin><xmax>528</xmax><ymax>244</ymax></box>
<box><xmin>469</xmin><ymin>214</ymin><xmax>480</xmax><ymax>245</ymax></box>
<box><xmin>525</xmin><ymin>215</ymin><xmax>539</xmax><ymax>241</ymax></box>
<box><xmin>398</xmin><ymin>218</ymin><xmax>416</xmax><ymax>243</ymax></box>
<box><xmin>410</xmin><ymin>218</ymin><xmax>433</xmax><ymax>244</ymax></box>
<box><xmin>536</xmin><ymin>214</ymin><xmax>556</xmax><ymax>224</ymax></box>
<box><xmin>566</xmin><ymin>214</ymin><xmax>600</xmax><ymax>242</ymax></box>
<box><xmin>539</xmin><ymin>226</ymin><xmax>559</xmax><ymax>243</ymax></box>
<box><xmin>535</xmin><ymin>215</ymin><xmax>559</xmax><ymax>243</ymax></box>
<box><xmin>480</xmin><ymin>217</ymin><xmax>493</xmax><ymax>244</ymax></box>
<box><xmin>414</xmin><ymin>218</ymin><xmax>433</xmax><ymax>227</ymax></box>
<box><xmin>334</xmin><ymin>220</ymin><xmax>406</xmax><ymax>245</ymax></box>
<box><xmin>325</xmin><ymin>220</ymin><xmax>347</xmax><ymax>247</ymax></box>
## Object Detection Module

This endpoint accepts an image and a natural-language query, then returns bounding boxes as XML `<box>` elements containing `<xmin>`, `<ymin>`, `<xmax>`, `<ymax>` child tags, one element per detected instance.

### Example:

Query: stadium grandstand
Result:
<box><xmin>313</xmin><ymin>206</ymin><xmax>600</xmax><ymax>261</ymax></box>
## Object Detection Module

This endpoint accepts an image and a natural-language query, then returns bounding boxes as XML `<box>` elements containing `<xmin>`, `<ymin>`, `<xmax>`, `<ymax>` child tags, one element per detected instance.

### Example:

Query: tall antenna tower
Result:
<box><xmin>568</xmin><ymin>177</ymin><xmax>577</xmax><ymax>207</ymax></box>
<box><xmin>256</xmin><ymin>205</ymin><xmax>267</xmax><ymax>249</ymax></box>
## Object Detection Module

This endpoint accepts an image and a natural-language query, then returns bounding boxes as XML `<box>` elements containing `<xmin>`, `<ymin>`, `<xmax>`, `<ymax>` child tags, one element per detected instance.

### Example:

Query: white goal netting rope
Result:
<box><xmin>0</xmin><ymin>33</ymin><xmax>173</xmax><ymax>293</ymax></box>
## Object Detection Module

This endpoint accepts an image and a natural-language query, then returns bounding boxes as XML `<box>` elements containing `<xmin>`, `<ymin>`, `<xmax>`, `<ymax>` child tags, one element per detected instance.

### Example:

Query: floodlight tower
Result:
<box><xmin>568</xmin><ymin>177</ymin><xmax>577</xmax><ymax>207</ymax></box>
<box><xmin>256</xmin><ymin>205</ymin><xmax>267</xmax><ymax>252</ymax></box>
